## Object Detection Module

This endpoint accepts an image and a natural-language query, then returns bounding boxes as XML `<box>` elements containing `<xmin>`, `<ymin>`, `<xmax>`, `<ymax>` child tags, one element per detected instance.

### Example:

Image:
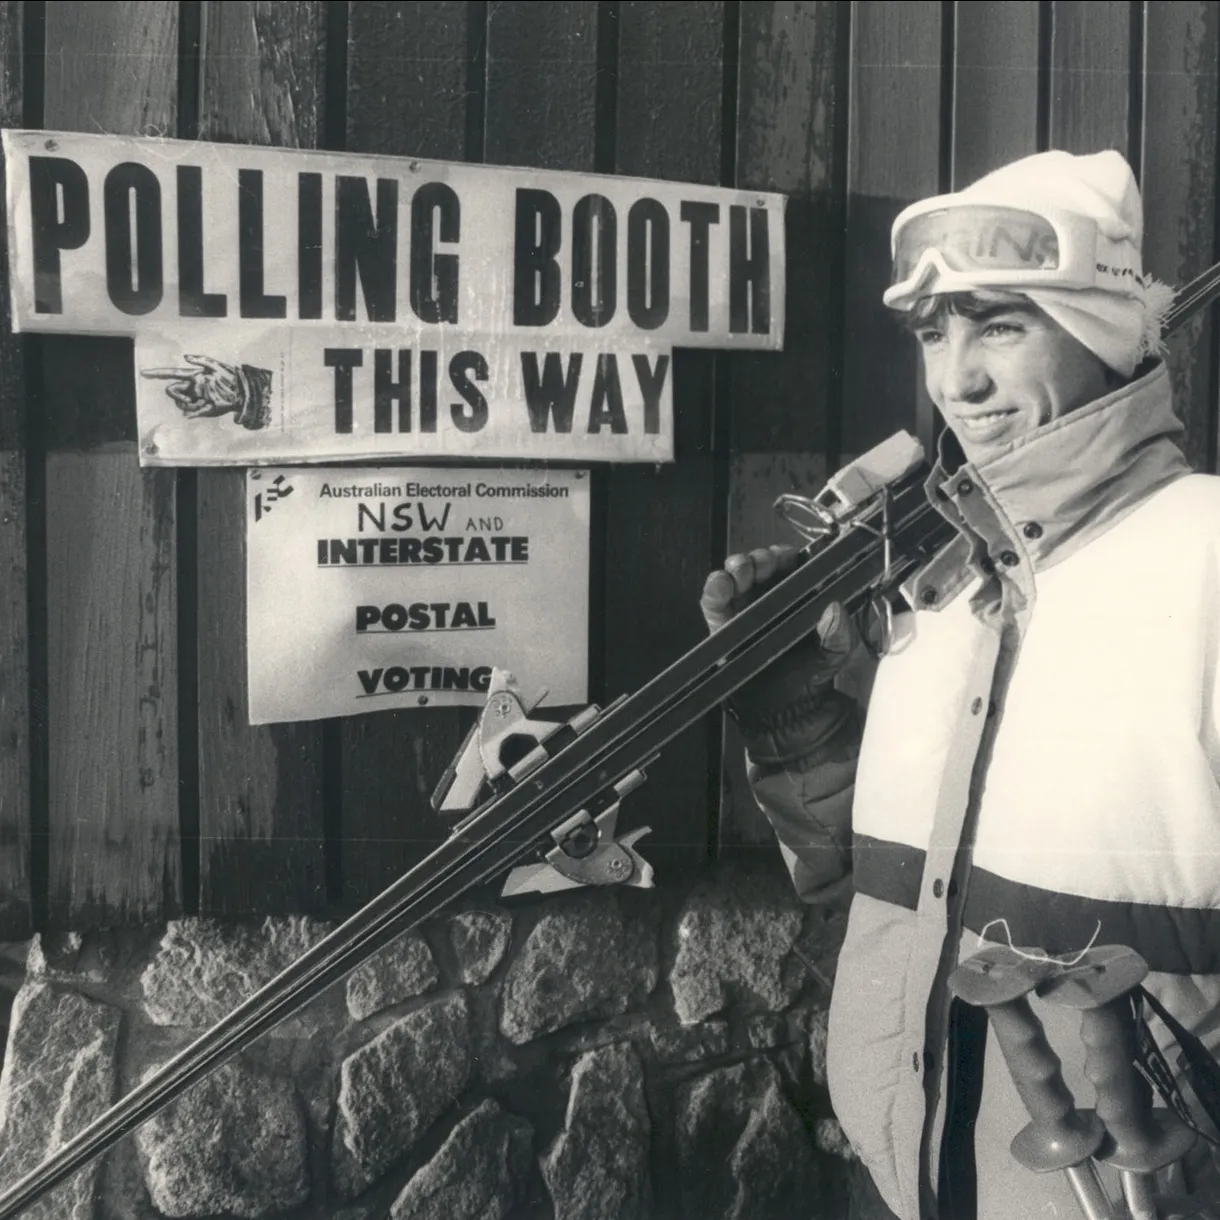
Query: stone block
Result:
<box><xmin>140</xmin><ymin>916</ymin><xmax>333</xmax><ymax>1028</ymax></box>
<box><xmin>808</xmin><ymin>1006</ymin><xmax>829</xmax><ymax>1087</ymax></box>
<box><xmin>24</xmin><ymin>929</ymin><xmax>147</xmax><ymax>985</ymax></box>
<box><xmin>815</xmin><ymin>1117</ymin><xmax>854</xmax><ymax>1161</ymax></box>
<box><xmin>542</xmin><ymin>1043</ymin><xmax>651</xmax><ymax>1220</ymax></box>
<box><xmin>389</xmin><ymin>1099</ymin><xmax>533</xmax><ymax>1220</ymax></box>
<box><xmin>675</xmin><ymin>1059</ymin><xmax>820</xmax><ymax>1220</ymax></box>
<box><xmin>99</xmin><ymin>1134</ymin><xmax>162</xmax><ymax>1220</ymax></box>
<box><xmin>745</xmin><ymin>1014</ymin><xmax>788</xmax><ymax>1051</ymax></box>
<box><xmin>0</xmin><ymin>982</ymin><xmax>122</xmax><ymax>1220</ymax></box>
<box><xmin>499</xmin><ymin>892</ymin><xmax>657</xmax><ymax>1044</ymax></box>
<box><xmin>450</xmin><ymin>910</ymin><xmax>512</xmax><ymax>985</ymax></box>
<box><xmin>332</xmin><ymin>992</ymin><xmax>471</xmax><ymax>1199</ymax></box>
<box><xmin>649</xmin><ymin>1020</ymin><xmax>729</xmax><ymax>1064</ymax></box>
<box><xmin>567</xmin><ymin>1013</ymin><xmax>651</xmax><ymax>1057</ymax></box>
<box><xmin>670</xmin><ymin>867</ymin><xmax>804</xmax><ymax>1024</ymax></box>
<box><xmin>134</xmin><ymin>1057</ymin><xmax>309</xmax><ymax>1218</ymax></box>
<box><xmin>345</xmin><ymin>933</ymin><xmax>439</xmax><ymax>1021</ymax></box>
<box><xmin>24</xmin><ymin>931</ymin><xmax>83</xmax><ymax>977</ymax></box>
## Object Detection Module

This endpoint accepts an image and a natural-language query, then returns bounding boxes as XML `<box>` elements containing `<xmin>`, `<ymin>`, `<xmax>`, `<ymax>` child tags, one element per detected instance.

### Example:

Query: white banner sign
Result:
<box><xmin>246</xmin><ymin>465</ymin><xmax>589</xmax><ymax>724</ymax></box>
<box><xmin>4</xmin><ymin>129</ymin><xmax>786</xmax><ymax>465</ymax></box>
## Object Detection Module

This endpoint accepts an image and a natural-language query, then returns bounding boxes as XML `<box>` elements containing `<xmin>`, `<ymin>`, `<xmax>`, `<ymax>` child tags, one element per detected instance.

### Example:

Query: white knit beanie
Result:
<box><xmin>885</xmin><ymin>150</ymin><xmax>1173</xmax><ymax>377</ymax></box>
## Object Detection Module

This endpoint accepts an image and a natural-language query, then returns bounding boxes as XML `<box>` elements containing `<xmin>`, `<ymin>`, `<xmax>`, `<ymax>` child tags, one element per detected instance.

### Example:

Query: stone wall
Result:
<box><xmin>0</xmin><ymin>859</ymin><xmax>883</xmax><ymax>1220</ymax></box>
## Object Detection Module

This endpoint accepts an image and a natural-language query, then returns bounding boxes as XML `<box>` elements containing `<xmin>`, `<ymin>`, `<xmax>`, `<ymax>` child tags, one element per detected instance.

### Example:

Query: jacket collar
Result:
<box><xmin>907</xmin><ymin>361</ymin><xmax>1191</xmax><ymax>609</ymax></box>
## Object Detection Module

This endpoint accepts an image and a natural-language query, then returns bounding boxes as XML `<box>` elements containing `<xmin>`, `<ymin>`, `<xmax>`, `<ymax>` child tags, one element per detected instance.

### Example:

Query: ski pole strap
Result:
<box><xmin>1135</xmin><ymin>986</ymin><xmax>1220</xmax><ymax>1148</ymax></box>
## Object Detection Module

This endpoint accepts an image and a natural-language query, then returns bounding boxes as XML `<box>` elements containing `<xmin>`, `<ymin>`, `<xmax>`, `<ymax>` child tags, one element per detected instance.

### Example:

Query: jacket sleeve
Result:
<box><xmin>742</xmin><ymin>684</ymin><xmax>865</xmax><ymax>904</ymax></box>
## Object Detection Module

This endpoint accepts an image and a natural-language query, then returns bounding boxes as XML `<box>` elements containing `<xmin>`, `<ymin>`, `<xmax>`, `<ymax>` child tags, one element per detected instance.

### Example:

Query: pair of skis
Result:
<box><xmin>0</xmin><ymin>431</ymin><xmax>948</xmax><ymax>1217</ymax></box>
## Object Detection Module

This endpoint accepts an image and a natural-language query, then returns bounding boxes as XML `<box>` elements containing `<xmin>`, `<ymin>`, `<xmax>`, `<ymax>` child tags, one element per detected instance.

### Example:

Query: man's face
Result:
<box><xmin>912</xmin><ymin>291</ymin><xmax>1118</xmax><ymax>465</ymax></box>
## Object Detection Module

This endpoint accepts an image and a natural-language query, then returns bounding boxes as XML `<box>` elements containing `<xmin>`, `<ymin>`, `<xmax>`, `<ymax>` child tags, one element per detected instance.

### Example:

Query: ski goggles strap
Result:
<box><xmin>884</xmin><ymin>201</ymin><xmax>1141</xmax><ymax>306</ymax></box>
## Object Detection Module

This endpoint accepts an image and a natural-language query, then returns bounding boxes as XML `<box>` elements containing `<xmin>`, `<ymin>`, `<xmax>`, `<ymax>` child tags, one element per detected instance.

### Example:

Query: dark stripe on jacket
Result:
<box><xmin>852</xmin><ymin>833</ymin><xmax>925</xmax><ymax>909</ymax></box>
<box><xmin>852</xmin><ymin>833</ymin><xmax>1220</xmax><ymax>975</ymax></box>
<box><xmin>962</xmin><ymin>869</ymin><xmax>1220</xmax><ymax>976</ymax></box>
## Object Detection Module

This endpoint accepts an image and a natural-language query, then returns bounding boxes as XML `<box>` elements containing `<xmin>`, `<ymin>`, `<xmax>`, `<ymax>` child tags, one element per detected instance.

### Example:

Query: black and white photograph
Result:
<box><xmin>1</xmin><ymin>4</ymin><xmax>1219</xmax><ymax>1220</ymax></box>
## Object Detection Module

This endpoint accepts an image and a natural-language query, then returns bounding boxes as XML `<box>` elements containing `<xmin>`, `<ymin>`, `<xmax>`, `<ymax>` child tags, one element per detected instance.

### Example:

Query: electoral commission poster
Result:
<box><xmin>246</xmin><ymin>466</ymin><xmax>590</xmax><ymax>722</ymax></box>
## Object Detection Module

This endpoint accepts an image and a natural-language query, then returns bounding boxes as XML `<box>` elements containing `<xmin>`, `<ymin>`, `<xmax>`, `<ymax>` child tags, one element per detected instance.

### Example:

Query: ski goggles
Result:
<box><xmin>883</xmin><ymin>200</ymin><xmax>1141</xmax><ymax>308</ymax></box>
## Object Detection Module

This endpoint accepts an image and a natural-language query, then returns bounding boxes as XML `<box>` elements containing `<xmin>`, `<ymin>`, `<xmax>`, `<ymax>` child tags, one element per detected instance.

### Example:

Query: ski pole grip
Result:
<box><xmin>950</xmin><ymin>947</ymin><xmax>1105</xmax><ymax>1172</ymax></box>
<box><xmin>1081</xmin><ymin>1003</ymin><xmax>1158</xmax><ymax>1163</ymax></box>
<box><xmin>1041</xmin><ymin>947</ymin><xmax>1195</xmax><ymax>1174</ymax></box>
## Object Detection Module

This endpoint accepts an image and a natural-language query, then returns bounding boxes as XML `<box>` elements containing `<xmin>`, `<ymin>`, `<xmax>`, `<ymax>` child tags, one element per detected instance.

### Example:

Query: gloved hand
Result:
<box><xmin>700</xmin><ymin>545</ymin><xmax>859</xmax><ymax>757</ymax></box>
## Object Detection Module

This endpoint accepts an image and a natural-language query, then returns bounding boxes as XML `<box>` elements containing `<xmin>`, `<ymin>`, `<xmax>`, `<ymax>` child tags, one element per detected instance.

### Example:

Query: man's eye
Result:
<box><xmin>915</xmin><ymin>329</ymin><xmax>944</xmax><ymax>347</ymax></box>
<box><xmin>984</xmin><ymin>321</ymin><xmax>1023</xmax><ymax>338</ymax></box>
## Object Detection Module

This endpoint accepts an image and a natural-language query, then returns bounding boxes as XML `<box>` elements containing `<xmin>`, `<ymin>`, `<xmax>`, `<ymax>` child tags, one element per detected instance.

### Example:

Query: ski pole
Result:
<box><xmin>1041</xmin><ymin>947</ymin><xmax>1196</xmax><ymax>1220</ymax></box>
<box><xmin>950</xmin><ymin>946</ymin><xmax>1117</xmax><ymax>1220</ymax></box>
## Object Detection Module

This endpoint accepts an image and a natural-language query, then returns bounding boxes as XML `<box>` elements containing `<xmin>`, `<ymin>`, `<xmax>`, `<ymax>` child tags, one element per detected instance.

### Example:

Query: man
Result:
<box><xmin>702</xmin><ymin>149</ymin><xmax>1220</xmax><ymax>1220</ymax></box>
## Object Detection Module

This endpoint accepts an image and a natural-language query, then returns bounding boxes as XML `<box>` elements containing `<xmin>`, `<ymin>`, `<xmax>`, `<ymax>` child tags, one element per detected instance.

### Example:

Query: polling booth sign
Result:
<box><xmin>246</xmin><ymin>466</ymin><xmax>590</xmax><ymax>724</ymax></box>
<box><xmin>3</xmin><ymin>130</ymin><xmax>787</xmax><ymax>465</ymax></box>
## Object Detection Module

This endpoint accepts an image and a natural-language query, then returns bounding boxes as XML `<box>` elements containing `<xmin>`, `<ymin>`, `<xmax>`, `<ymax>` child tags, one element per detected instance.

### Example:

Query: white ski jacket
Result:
<box><xmin>747</xmin><ymin>361</ymin><xmax>1220</xmax><ymax>1219</ymax></box>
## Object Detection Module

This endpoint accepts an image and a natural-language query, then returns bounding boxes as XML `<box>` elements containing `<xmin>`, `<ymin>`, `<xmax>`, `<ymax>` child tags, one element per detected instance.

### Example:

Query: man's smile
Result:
<box><xmin>950</xmin><ymin>408</ymin><xmax>1020</xmax><ymax>443</ymax></box>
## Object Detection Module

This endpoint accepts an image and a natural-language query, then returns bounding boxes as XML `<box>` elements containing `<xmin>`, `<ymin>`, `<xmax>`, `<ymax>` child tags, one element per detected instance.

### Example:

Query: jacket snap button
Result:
<box><xmin>932</xmin><ymin>879</ymin><xmax>944</xmax><ymax>898</ymax></box>
<box><xmin>956</xmin><ymin>478</ymin><xmax>974</xmax><ymax>496</ymax></box>
<box><xmin>1022</xmin><ymin>522</ymin><xmax>1043</xmax><ymax>539</ymax></box>
<box><xmin>912</xmin><ymin>1052</ymin><xmax>920</xmax><ymax>1073</ymax></box>
<box><xmin>970</xmin><ymin>697</ymin><xmax>983</xmax><ymax>714</ymax></box>
<box><xmin>987</xmin><ymin>700</ymin><xmax>997</xmax><ymax>717</ymax></box>
<box><xmin>920</xmin><ymin>587</ymin><xmax>938</xmax><ymax>605</ymax></box>
<box><xmin>999</xmin><ymin>550</ymin><xmax>1019</xmax><ymax>567</ymax></box>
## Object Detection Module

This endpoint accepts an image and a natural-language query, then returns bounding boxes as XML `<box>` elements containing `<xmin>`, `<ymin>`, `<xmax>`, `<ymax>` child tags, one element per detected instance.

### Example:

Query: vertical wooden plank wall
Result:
<box><xmin>950</xmin><ymin>2</ymin><xmax>1039</xmax><ymax>189</ymax></box>
<box><xmin>606</xmin><ymin>0</ymin><xmax>725</xmax><ymax>863</ymax></box>
<box><xmin>3</xmin><ymin>1</ymin><xmax>1220</xmax><ymax>928</ymax></box>
<box><xmin>40</xmin><ymin>2</ymin><xmax>182</xmax><ymax>927</ymax></box>
<box><xmin>1049</xmin><ymin>0</ymin><xmax>1133</xmax><ymax>154</ymax></box>
<box><xmin>840</xmin><ymin>1</ymin><xmax>943</xmax><ymax>461</ymax></box>
<box><xmin>0</xmin><ymin>0</ymin><xmax>29</xmax><ymax>939</ymax></box>
<box><xmin>340</xmin><ymin>0</ymin><xmax>476</xmax><ymax>906</ymax></box>
<box><xmin>484</xmin><ymin>0</ymin><xmax>597</xmax><ymax>174</ymax></box>
<box><xmin>1141</xmin><ymin>2</ymin><xmax>1220</xmax><ymax>474</ymax></box>
<box><xmin>194</xmin><ymin>1</ymin><xmax>328</xmax><ymax>915</ymax></box>
<box><xmin>719</xmin><ymin>0</ymin><xmax>848</xmax><ymax>844</ymax></box>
